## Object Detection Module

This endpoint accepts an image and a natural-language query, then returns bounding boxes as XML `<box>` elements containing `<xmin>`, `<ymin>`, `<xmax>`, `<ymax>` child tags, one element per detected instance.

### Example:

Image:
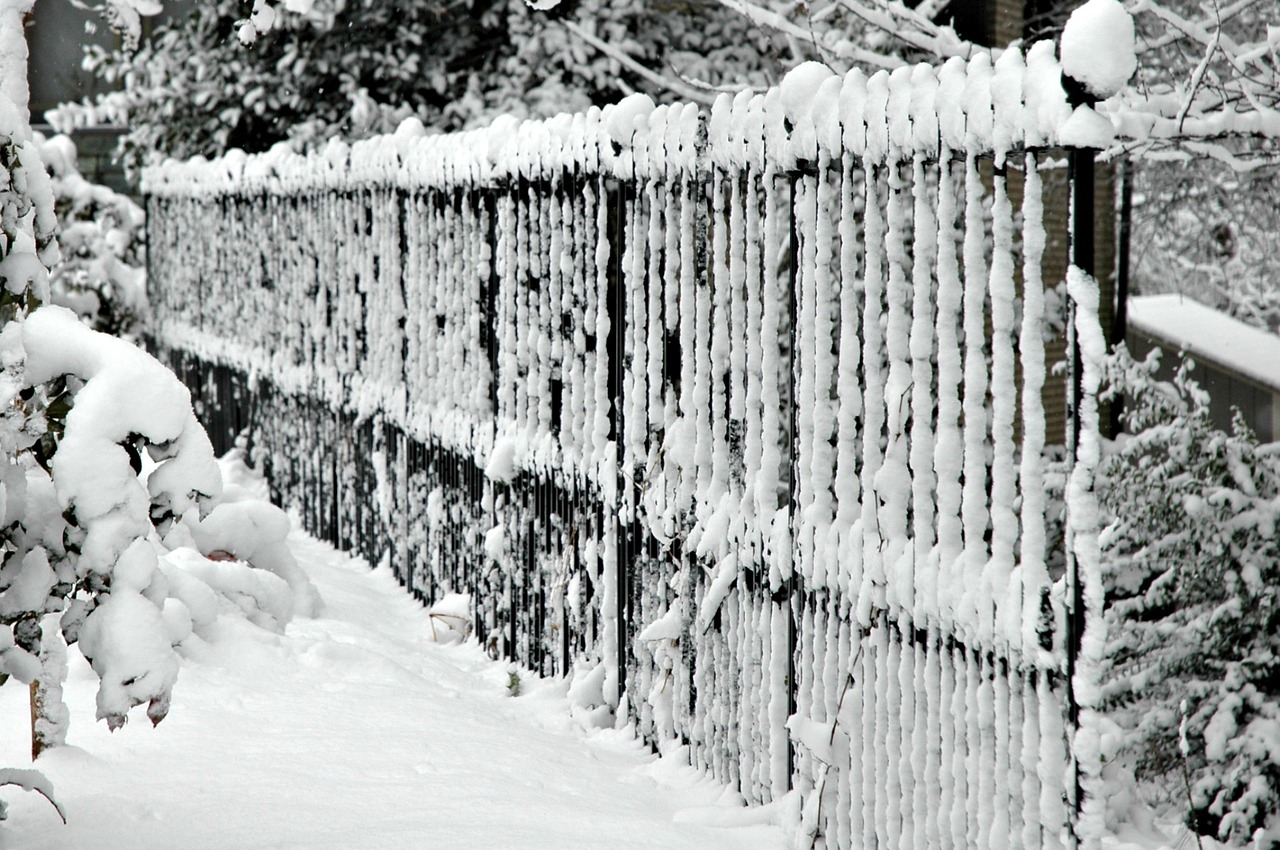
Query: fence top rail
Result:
<box><xmin>143</xmin><ymin>43</ymin><xmax>1116</xmax><ymax>200</ymax></box>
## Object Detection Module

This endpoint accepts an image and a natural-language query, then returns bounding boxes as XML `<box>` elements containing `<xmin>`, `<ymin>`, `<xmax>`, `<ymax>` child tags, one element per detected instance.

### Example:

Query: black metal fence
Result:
<box><xmin>145</xmin><ymin>54</ymin><xmax>1108</xmax><ymax>848</ymax></box>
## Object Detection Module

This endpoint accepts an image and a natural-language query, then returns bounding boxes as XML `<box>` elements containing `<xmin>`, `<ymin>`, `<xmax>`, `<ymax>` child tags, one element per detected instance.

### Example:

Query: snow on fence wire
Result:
<box><xmin>144</xmin><ymin>43</ymin><xmax>1111</xmax><ymax>850</ymax></box>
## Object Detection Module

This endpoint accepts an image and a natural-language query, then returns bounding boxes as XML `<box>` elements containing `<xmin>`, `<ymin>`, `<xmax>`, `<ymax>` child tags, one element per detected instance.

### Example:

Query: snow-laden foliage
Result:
<box><xmin>3</xmin><ymin>43</ymin><xmax>315</xmax><ymax>775</ymax></box>
<box><xmin>1100</xmin><ymin>347</ymin><xmax>1280</xmax><ymax>846</ymax></box>
<box><xmin>143</xmin><ymin>26</ymin><xmax>1115</xmax><ymax>847</ymax></box>
<box><xmin>56</xmin><ymin>0</ymin><xmax>798</xmax><ymax>172</ymax></box>
<box><xmin>34</xmin><ymin>133</ymin><xmax>145</xmax><ymax>338</ymax></box>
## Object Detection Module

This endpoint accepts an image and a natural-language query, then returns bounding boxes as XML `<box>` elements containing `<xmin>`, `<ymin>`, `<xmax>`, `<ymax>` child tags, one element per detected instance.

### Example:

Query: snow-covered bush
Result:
<box><xmin>35</xmin><ymin>133</ymin><xmax>146</xmax><ymax>338</ymax></box>
<box><xmin>1100</xmin><ymin>346</ymin><xmax>1280</xmax><ymax>846</ymax></box>
<box><xmin>57</xmin><ymin>0</ymin><xmax>795</xmax><ymax>171</ymax></box>
<box><xmin>3</xmin><ymin>68</ymin><xmax>315</xmax><ymax>822</ymax></box>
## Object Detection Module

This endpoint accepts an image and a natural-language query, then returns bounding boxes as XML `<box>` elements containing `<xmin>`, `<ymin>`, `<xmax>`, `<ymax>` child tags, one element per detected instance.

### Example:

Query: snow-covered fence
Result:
<box><xmin>145</xmin><ymin>44</ymin><xmax>1112</xmax><ymax>849</ymax></box>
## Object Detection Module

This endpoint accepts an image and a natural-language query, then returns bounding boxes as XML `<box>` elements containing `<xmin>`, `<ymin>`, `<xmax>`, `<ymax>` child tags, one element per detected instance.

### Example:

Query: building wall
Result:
<box><xmin>1129</xmin><ymin>329</ymin><xmax>1278</xmax><ymax>442</ymax></box>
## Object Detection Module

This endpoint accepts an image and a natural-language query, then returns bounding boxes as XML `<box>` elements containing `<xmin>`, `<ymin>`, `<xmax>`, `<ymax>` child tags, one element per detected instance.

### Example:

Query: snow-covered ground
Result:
<box><xmin>0</xmin><ymin>532</ymin><xmax>785</xmax><ymax>849</ymax></box>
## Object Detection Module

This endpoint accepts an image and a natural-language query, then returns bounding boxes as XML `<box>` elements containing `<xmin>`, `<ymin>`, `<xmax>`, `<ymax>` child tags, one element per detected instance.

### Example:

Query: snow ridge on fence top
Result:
<box><xmin>144</xmin><ymin>42</ymin><xmax>1112</xmax><ymax>197</ymax></box>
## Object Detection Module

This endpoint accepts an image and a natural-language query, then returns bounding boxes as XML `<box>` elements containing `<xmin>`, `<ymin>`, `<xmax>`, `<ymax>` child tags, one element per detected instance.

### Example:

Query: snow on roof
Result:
<box><xmin>1128</xmin><ymin>293</ymin><xmax>1280</xmax><ymax>391</ymax></box>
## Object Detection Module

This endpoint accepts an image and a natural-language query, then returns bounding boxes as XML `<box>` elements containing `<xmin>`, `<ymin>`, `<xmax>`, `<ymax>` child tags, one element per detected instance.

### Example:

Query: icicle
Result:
<box><xmin>565</xmin><ymin>180</ymin><xmax>587</xmax><ymax>470</ymax></box>
<box><xmin>798</xmin><ymin>603</ymin><xmax>818</xmax><ymax>776</ymax></box>
<box><xmin>744</xmin><ymin>593</ymin><xmax>764</xmax><ymax>800</ymax></box>
<box><xmin>643</xmin><ymin>173</ymin><xmax>666</xmax><ymax>541</ymax></box>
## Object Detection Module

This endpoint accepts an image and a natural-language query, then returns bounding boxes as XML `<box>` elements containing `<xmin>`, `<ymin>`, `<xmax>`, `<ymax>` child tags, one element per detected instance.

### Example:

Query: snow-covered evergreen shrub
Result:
<box><xmin>36</xmin><ymin>133</ymin><xmax>145</xmax><ymax>338</ymax></box>
<box><xmin>1100</xmin><ymin>346</ymin><xmax>1280</xmax><ymax>846</ymax></box>
<box><xmin>3</xmin><ymin>103</ymin><xmax>319</xmax><ymax>756</ymax></box>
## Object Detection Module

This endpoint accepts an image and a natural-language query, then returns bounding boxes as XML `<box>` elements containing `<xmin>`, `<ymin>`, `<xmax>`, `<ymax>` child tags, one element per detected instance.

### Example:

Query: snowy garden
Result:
<box><xmin>3</xmin><ymin>0</ymin><xmax>1280</xmax><ymax>848</ymax></box>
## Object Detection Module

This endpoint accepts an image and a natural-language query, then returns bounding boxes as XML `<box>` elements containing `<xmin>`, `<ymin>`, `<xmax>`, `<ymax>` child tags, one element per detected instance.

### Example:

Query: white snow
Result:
<box><xmin>0</xmin><ymin>531</ymin><xmax>786</xmax><ymax>850</ymax></box>
<box><xmin>1128</xmin><ymin>293</ymin><xmax>1280</xmax><ymax>391</ymax></box>
<box><xmin>1060</xmin><ymin>0</ymin><xmax>1137</xmax><ymax>101</ymax></box>
<box><xmin>484</xmin><ymin>435</ymin><xmax>520</xmax><ymax>483</ymax></box>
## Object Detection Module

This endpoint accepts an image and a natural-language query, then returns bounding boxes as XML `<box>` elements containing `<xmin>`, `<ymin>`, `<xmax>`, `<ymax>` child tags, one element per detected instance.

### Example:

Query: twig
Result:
<box><xmin>1175</xmin><ymin>13</ymin><xmax>1221</xmax><ymax>133</ymax></box>
<box><xmin>557</xmin><ymin>20</ymin><xmax>715</xmax><ymax>105</ymax></box>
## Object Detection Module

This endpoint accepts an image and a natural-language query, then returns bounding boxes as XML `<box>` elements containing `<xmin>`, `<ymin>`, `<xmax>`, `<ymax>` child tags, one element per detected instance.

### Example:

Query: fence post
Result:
<box><xmin>1065</xmin><ymin>145</ymin><xmax>1095</xmax><ymax>850</ymax></box>
<box><xmin>1109</xmin><ymin>160</ymin><xmax>1132</xmax><ymax>437</ymax></box>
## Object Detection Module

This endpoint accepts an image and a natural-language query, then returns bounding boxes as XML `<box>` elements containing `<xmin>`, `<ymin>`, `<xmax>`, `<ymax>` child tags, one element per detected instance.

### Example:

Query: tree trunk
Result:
<box><xmin>29</xmin><ymin>617</ymin><xmax>68</xmax><ymax>761</ymax></box>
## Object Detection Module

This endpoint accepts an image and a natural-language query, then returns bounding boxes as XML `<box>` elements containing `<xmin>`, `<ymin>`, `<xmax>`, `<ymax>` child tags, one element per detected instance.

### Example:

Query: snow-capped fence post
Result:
<box><xmin>142</xmin><ymin>39</ymin><xmax>1128</xmax><ymax>844</ymax></box>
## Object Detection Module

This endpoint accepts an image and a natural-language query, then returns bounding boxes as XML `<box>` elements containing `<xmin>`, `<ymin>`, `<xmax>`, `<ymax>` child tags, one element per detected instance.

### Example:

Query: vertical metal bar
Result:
<box><xmin>1109</xmin><ymin>159</ymin><xmax>1131</xmax><ymax>438</ymax></box>
<box><xmin>604</xmin><ymin>176</ymin><xmax>628</xmax><ymax>697</ymax></box>
<box><xmin>1066</xmin><ymin>145</ymin><xmax>1095</xmax><ymax>850</ymax></box>
<box><xmin>785</xmin><ymin>172</ymin><xmax>801</xmax><ymax>788</ymax></box>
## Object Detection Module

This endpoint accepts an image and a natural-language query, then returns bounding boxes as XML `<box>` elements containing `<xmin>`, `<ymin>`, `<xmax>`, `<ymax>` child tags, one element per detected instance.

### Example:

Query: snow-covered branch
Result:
<box><xmin>557</xmin><ymin>20</ymin><xmax>716</xmax><ymax>105</ymax></box>
<box><xmin>833</xmin><ymin>0</ymin><xmax>981</xmax><ymax>60</ymax></box>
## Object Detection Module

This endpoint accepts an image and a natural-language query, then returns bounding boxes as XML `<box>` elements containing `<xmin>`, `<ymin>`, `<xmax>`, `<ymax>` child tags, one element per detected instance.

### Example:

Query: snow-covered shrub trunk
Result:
<box><xmin>141</xmin><ymin>23</ymin><xmax>1123</xmax><ymax>847</ymax></box>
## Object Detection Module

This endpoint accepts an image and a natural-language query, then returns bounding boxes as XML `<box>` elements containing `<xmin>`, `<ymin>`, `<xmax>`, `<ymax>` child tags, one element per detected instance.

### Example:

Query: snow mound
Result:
<box><xmin>428</xmin><ymin>592</ymin><xmax>472</xmax><ymax>643</ymax></box>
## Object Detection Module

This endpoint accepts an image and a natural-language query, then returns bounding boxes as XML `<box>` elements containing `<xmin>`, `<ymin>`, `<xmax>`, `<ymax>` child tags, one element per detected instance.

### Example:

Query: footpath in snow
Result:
<box><xmin>0</xmin><ymin>532</ymin><xmax>785</xmax><ymax>849</ymax></box>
